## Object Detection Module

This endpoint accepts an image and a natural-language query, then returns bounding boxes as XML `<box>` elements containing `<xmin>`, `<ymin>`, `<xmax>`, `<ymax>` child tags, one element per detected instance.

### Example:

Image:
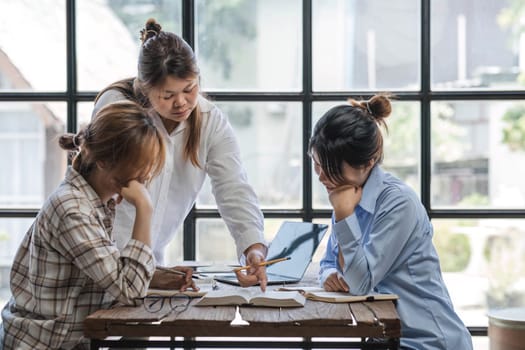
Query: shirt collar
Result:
<box><xmin>152</xmin><ymin>112</ymin><xmax>188</xmax><ymax>136</ymax></box>
<box><xmin>64</xmin><ymin>167</ymin><xmax>116</xmax><ymax>219</ymax></box>
<box><xmin>359</xmin><ymin>165</ymin><xmax>385</xmax><ymax>214</ymax></box>
<box><xmin>64</xmin><ymin>167</ymin><xmax>102</xmax><ymax>204</ymax></box>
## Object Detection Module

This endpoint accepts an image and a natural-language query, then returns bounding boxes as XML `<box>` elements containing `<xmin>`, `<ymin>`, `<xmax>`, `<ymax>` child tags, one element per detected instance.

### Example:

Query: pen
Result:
<box><xmin>156</xmin><ymin>266</ymin><xmax>200</xmax><ymax>279</ymax></box>
<box><xmin>233</xmin><ymin>256</ymin><xmax>291</xmax><ymax>272</ymax></box>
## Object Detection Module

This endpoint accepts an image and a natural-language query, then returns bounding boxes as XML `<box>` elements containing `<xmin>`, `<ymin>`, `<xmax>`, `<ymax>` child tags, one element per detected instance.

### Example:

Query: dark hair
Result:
<box><xmin>138</xmin><ymin>18</ymin><xmax>199</xmax><ymax>90</ymax></box>
<box><xmin>59</xmin><ymin>101</ymin><xmax>166</xmax><ymax>182</ymax></box>
<box><xmin>308</xmin><ymin>93</ymin><xmax>393</xmax><ymax>183</ymax></box>
<box><xmin>95</xmin><ymin>18</ymin><xmax>202</xmax><ymax>167</ymax></box>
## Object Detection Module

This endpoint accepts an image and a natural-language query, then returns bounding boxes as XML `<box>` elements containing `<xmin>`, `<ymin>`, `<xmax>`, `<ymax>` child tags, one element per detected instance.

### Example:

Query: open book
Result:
<box><xmin>278</xmin><ymin>286</ymin><xmax>398</xmax><ymax>303</ymax></box>
<box><xmin>194</xmin><ymin>289</ymin><xmax>306</xmax><ymax>307</ymax></box>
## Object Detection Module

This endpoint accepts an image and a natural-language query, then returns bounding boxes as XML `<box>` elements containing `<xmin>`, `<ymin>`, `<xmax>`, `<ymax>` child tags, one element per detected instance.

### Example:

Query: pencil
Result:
<box><xmin>156</xmin><ymin>266</ymin><xmax>200</xmax><ymax>279</ymax></box>
<box><xmin>233</xmin><ymin>256</ymin><xmax>291</xmax><ymax>272</ymax></box>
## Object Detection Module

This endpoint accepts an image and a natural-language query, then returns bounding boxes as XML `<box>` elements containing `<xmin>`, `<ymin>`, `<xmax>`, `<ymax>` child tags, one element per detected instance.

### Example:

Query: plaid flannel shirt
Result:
<box><xmin>1</xmin><ymin>167</ymin><xmax>155</xmax><ymax>349</ymax></box>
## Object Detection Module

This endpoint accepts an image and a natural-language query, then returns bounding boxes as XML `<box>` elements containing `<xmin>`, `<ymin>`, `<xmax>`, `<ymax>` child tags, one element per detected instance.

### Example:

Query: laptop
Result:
<box><xmin>212</xmin><ymin>221</ymin><xmax>328</xmax><ymax>286</ymax></box>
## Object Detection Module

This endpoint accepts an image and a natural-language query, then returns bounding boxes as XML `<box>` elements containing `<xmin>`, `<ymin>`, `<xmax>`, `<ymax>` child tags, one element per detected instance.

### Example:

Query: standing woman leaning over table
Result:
<box><xmin>309</xmin><ymin>93</ymin><xmax>473</xmax><ymax>349</ymax></box>
<box><xmin>93</xmin><ymin>18</ymin><xmax>268</xmax><ymax>290</ymax></box>
<box><xmin>1</xmin><ymin>101</ymin><xmax>165</xmax><ymax>350</ymax></box>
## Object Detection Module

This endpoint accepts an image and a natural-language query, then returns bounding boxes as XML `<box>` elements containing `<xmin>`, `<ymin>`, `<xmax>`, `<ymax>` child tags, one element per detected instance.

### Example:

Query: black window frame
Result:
<box><xmin>3</xmin><ymin>0</ymin><xmax>524</xmax><ymax>336</ymax></box>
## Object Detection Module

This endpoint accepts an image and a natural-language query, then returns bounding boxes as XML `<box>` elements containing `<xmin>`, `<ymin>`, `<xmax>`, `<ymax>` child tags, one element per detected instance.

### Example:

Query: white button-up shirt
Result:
<box><xmin>94</xmin><ymin>91</ymin><xmax>265</xmax><ymax>264</ymax></box>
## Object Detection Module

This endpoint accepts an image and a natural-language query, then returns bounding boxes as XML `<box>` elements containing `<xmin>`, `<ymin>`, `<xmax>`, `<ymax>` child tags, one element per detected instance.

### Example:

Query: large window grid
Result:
<box><xmin>2</xmin><ymin>0</ymin><xmax>525</xmax><ymax>338</ymax></box>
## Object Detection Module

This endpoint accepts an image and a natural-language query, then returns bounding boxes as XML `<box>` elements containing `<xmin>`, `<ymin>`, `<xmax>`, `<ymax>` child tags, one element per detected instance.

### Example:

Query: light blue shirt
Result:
<box><xmin>319</xmin><ymin>166</ymin><xmax>473</xmax><ymax>350</ymax></box>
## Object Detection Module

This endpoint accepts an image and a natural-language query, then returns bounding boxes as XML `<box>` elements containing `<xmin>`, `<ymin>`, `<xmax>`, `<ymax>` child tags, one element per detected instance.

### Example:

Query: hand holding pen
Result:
<box><xmin>234</xmin><ymin>256</ymin><xmax>291</xmax><ymax>292</ymax></box>
<box><xmin>232</xmin><ymin>243</ymin><xmax>269</xmax><ymax>291</ymax></box>
<box><xmin>154</xmin><ymin>266</ymin><xmax>199</xmax><ymax>291</ymax></box>
<box><xmin>233</xmin><ymin>256</ymin><xmax>291</xmax><ymax>272</ymax></box>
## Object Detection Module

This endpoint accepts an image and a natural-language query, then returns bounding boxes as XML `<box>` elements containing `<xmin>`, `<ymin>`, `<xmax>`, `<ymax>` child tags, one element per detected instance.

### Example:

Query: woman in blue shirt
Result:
<box><xmin>309</xmin><ymin>93</ymin><xmax>473</xmax><ymax>349</ymax></box>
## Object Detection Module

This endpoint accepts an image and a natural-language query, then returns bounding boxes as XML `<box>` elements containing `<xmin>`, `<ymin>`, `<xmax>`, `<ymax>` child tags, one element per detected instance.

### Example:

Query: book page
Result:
<box><xmin>279</xmin><ymin>286</ymin><xmax>325</xmax><ymax>293</ymax></box>
<box><xmin>303</xmin><ymin>291</ymin><xmax>398</xmax><ymax>303</ymax></box>
<box><xmin>194</xmin><ymin>288</ymin><xmax>254</xmax><ymax>306</ymax></box>
<box><xmin>195</xmin><ymin>289</ymin><xmax>306</xmax><ymax>307</ymax></box>
<box><xmin>250</xmin><ymin>291</ymin><xmax>306</xmax><ymax>307</ymax></box>
<box><xmin>277</xmin><ymin>287</ymin><xmax>398</xmax><ymax>303</ymax></box>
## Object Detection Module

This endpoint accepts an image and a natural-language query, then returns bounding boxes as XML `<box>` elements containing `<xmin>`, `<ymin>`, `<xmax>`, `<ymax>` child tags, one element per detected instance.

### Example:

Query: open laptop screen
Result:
<box><xmin>212</xmin><ymin>221</ymin><xmax>328</xmax><ymax>285</ymax></box>
<box><xmin>265</xmin><ymin>221</ymin><xmax>328</xmax><ymax>280</ymax></box>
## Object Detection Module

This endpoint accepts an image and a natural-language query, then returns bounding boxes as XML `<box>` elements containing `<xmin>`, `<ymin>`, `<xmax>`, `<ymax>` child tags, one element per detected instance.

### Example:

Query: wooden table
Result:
<box><xmin>84</xmin><ymin>292</ymin><xmax>401</xmax><ymax>349</ymax></box>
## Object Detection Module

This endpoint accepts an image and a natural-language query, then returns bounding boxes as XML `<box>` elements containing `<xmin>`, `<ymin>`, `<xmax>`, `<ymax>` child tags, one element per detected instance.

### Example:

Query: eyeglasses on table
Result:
<box><xmin>139</xmin><ymin>294</ymin><xmax>191</xmax><ymax>315</ymax></box>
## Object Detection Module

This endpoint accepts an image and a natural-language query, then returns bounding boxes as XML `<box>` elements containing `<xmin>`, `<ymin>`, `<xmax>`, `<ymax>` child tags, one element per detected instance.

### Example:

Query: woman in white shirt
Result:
<box><xmin>93</xmin><ymin>18</ymin><xmax>268</xmax><ymax>290</ymax></box>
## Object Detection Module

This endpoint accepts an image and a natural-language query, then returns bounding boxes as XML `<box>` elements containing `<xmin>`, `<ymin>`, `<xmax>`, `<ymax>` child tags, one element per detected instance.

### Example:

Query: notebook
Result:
<box><xmin>212</xmin><ymin>221</ymin><xmax>329</xmax><ymax>286</ymax></box>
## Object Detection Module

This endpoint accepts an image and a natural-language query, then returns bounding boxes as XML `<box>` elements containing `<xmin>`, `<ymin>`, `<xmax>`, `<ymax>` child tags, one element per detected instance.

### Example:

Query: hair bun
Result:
<box><xmin>145</xmin><ymin>18</ymin><xmax>161</xmax><ymax>32</ymax></box>
<box><xmin>367</xmin><ymin>93</ymin><xmax>393</xmax><ymax>120</ymax></box>
<box><xmin>140</xmin><ymin>18</ymin><xmax>162</xmax><ymax>44</ymax></box>
<box><xmin>348</xmin><ymin>92</ymin><xmax>393</xmax><ymax>122</ymax></box>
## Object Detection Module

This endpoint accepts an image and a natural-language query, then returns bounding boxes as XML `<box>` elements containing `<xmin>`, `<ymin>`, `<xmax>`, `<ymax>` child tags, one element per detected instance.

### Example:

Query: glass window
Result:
<box><xmin>3</xmin><ymin>1</ymin><xmax>524</xmax><ymax>339</ymax></box>
<box><xmin>0</xmin><ymin>1</ymin><xmax>67</xmax><ymax>91</ymax></box>
<box><xmin>78</xmin><ymin>102</ymin><xmax>95</xmax><ymax>130</ymax></box>
<box><xmin>432</xmin><ymin>218</ymin><xmax>525</xmax><ymax>328</ymax></box>
<box><xmin>431</xmin><ymin>100</ymin><xmax>525</xmax><ymax>209</ymax></box>
<box><xmin>163</xmin><ymin>226</ymin><xmax>184</xmax><ymax>266</ymax></box>
<box><xmin>312</xmin><ymin>0</ymin><xmax>420</xmax><ymax>91</ymax></box>
<box><xmin>431</xmin><ymin>0</ymin><xmax>525</xmax><ymax>90</ymax></box>
<box><xmin>157</xmin><ymin>219</ymin><xmax>332</xmax><ymax>267</ymax></box>
<box><xmin>0</xmin><ymin>102</ymin><xmax>66</xmax><ymax>208</ymax></box>
<box><xmin>312</xmin><ymin>218</ymin><xmax>331</xmax><ymax>264</ymax></box>
<box><xmin>197</xmin><ymin>102</ymin><xmax>303</xmax><ymax>209</ymax></box>
<box><xmin>196</xmin><ymin>218</ymin><xmax>321</xmax><ymax>262</ymax></box>
<box><xmin>196</xmin><ymin>0</ymin><xmax>302</xmax><ymax>91</ymax></box>
<box><xmin>0</xmin><ymin>218</ymin><xmax>36</xmax><ymax>306</ymax></box>
<box><xmin>196</xmin><ymin>219</ymin><xmax>237</xmax><ymax>262</ymax></box>
<box><xmin>312</xmin><ymin>100</ymin><xmax>420</xmax><ymax>209</ymax></box>
<box><xmin>77</xmin><ymin>0</ymin><xmax>182</xmax><ymax>92</ymax></box>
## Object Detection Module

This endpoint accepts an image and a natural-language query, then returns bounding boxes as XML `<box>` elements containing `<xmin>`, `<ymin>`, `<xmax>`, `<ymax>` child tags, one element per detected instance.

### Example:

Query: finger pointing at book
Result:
<box><xmin>235</xmin><ymin>243</ymin><xmax>268</xmax><ymax>291</ymax></box>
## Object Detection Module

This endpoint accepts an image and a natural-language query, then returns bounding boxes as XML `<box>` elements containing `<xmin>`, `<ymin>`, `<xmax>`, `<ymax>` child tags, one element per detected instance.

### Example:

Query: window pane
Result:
<box><xmin>196</xmin><ymin>0</ymin><xmax>302</xmax><ymax>91</ymax></box>
<box><xmin>196</xmin><ymin>218</ymin><xmax>304</xmax><ymax>262</ymax></box>
<box><xmin>312</xmin><ymin>218</ymin><xmax>331</xmax><ymax>264</ymax></box>
<box><xmin>77</xmin><ymin>0</ymin><xmax>182</xmax><ymax>91</ymax></box>
<box><xmin>0</xmin><ymin>1</ymin><xmax>66</xmax><ymax>91</ymax></box>
<box><xmin>0</xmin><ymin>102</ymin><xmax>66</xmax><ymax>208</ymax></box>
<box><xmin>431</xmin><ymin>100</ymin><xmax>525</xmax><ymax>209</ymax></box>
<box><xmin>431</xmin><ymin>0</ymin><xmax>525</xmax><ymax>90</ymax></box>
<box><xmin>163</xmin><ymin>226</ymin><xmax>183</xmax><ymax>266</ymax></box>
<box><xmin>433</xmin><ymin>218</ymin><xmax>525</xmax><ymax>328</ymax></box>
<box><xmin>312</xmin><ymin>101</ymin><xmax>420</xmax><ymax>209</ymax></box>
<box><xmin>197</xmin><ymin>102</ymin><xmax>302</xmax><ymax>209</ymax></box>
<box><xmin>312</xmin><ymin>0</ymin><xmax>420</xmax><ymax>91</ymax></box>
<box><xmin>78</xmin><ymin>102</ymin><xmax>95</xmax><ymax>130</ymax></box>
<box><xmin>383</xmin><ymin>102</ymin><xmax>421</xmax><ymax>195</ymax></box>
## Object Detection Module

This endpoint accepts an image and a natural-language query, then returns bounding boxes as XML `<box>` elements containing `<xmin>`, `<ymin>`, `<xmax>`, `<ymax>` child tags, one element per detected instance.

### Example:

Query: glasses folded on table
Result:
<box><xmin>140</xmin><ymin>294</ymin><xmax>191</xmax><ymax>315</ymax></box>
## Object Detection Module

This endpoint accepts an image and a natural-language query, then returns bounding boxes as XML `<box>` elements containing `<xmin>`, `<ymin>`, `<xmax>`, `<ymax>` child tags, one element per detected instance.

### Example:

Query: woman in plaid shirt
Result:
<box><xmin>1</xmin><ymin>101</ymin><xmax>169</xmax><ymax>349</ymax></box>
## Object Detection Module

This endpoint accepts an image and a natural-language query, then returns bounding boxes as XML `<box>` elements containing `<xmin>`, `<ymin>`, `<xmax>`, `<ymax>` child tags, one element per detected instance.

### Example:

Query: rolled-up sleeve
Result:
<box><xmin>56</xmin><ymin>212</ymin><xmax>155</xmax><ymax>304</ymax></box>
<box><xmin>334</xmin><ymin>193</ymin><xmax>416</xmax><ymax>295</ymax></box>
